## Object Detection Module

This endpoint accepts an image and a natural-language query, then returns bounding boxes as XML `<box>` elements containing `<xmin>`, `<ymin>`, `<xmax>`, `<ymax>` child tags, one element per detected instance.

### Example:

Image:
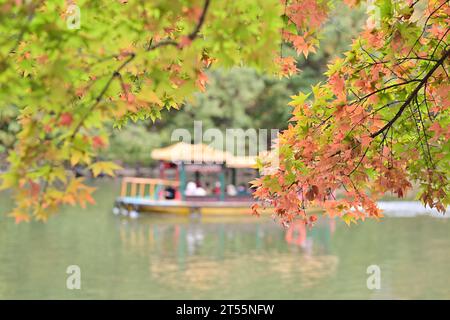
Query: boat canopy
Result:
<box><xmin>151</xmin><ymin>142</ymin><xmax>230</xmax><ymax>163</ymax></box>
<box><xmin>151</xmin><ymin>142</ymin><xmax>258</xmax><ymax>168</ymax></box>
<box><xmin>225</xmin><ymin>155</ymin><xmax>257</xmax><ymax>169</ymax></box>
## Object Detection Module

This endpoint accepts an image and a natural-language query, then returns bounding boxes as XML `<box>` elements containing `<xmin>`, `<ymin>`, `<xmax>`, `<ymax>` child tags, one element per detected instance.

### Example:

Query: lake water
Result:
<box><xmin>0</xmin><ymin>180</ymin><xmax>449</xmax><ymax>299</ymax></box>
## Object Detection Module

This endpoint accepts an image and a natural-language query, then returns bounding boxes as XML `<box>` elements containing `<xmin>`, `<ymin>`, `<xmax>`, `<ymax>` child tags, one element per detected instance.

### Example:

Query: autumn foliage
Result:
<box><xmin>0</xmin><ymin>0</ymin><xmax>449</xmax><ymax>224</ymax></box>
<box><xmin>252</xmin><ymin>0</ymin><xmax>450</xmax><ymax>226</ymax></box>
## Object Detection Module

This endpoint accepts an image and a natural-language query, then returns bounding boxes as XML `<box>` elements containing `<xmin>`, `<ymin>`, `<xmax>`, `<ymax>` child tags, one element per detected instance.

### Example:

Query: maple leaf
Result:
<box><xmin>360</xmin><ymin>135</ymin><xmax>373</xmax><ymax>147</ymax></box>
<box><xmin>329</xmin><ymin>73</ymin><xmax>346</xmax><ymax>101</ymax></box>
<box><xmin>343</xmin><ymin>0</ymin><xmax>360</xmax><ymax>7</ymax></box>
<box><xmin>429</xmin><ymin>122</ymin><xmax>444</xmax><ymax>142</ymax></box>
<box><xmin>275</xmin><ymin>56</ymin><xmax>299</xmax><ymax>77</ymax></box>
<box><xmin>137</xmin><ymin>90</ymin><xmax>163</xmax><ymax>106</ymax></box>
<box><xmin>89</xmin><ymin>161</ymin><xmax>123</xmax><ymax>177</ymax></box>
<box><xmin>92</xmin><ymin>136</ymin><xmax>106</xmax><ymax>149</ymax></box>
<box><xmin>196</xmin><ymin>71</ymin><xmax>208</xmax><ymax>92</ymax></box>
<box><xmin>59</xmin><ymin>112</ymin><xmax>73</xmax><ymax>127</ymax></box>
<box><xmin>305</xmin><ymin>185</ymin><xmax>319</xmax><ymax>201</ymax></box>
<box><xmin>9</xmin><ymin>210</ymin><xmax>30</xmax><ymax>224</ymax></box>
<box><xmin>251</xmin><ymin>203</ymin><xmax>260</xmax><ymax>217</ymax></box>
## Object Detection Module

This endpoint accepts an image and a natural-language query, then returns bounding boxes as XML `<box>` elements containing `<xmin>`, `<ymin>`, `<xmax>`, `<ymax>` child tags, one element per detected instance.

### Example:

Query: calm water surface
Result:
<box><xmin>0</xmin><ymin>180</ymin><xmax>449</xmax><ymax>299</ymax></box>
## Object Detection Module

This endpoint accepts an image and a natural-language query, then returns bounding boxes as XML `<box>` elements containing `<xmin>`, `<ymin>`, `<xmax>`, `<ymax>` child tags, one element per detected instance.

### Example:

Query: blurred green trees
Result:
<box><xmin>105</xmin><ymin>5</ymin><xmax>365</xmax><ymax>167</ymax></box>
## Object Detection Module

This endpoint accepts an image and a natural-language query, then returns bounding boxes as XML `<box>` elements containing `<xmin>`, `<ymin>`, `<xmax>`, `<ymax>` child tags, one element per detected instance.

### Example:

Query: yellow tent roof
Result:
<box><xmin>151</xmin><ymin>142</ymin><xmax>269</xmax><ymax>168</ymax></box>
<box><xmin>225</xmin><ymin>155</ymin><xmax>257</xmax><ymax>169</ymax></box>
<box><xmin>151</xmin><ymin>142</ymin><xmax>232</xmax><ymax>163</ymax></box>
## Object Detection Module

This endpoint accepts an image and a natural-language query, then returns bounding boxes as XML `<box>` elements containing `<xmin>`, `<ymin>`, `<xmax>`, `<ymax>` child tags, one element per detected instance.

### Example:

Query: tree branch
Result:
<box><xmin>370</xmin><ymin>49</ymin><xmax>450</xmax><ymax>138</ymax></box>
<box><xmin>188</xmin><ymin>0</ymin><xmax>211</xmax><ymax>40</ymax></box>
<box><xmin>147</xmin><ymin>0</ymin><xmax>211</xmax><ymax>51</ymax></box>
<box><xmin>69</xmin><ymin>0</ymin><xmax>212</xmax><ymax>140</ymax></box>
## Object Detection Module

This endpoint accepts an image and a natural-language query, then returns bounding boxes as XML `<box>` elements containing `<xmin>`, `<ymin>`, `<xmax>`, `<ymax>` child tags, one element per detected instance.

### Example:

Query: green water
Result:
<box><xmin>0</xmin><ymin>180</ymin><xmax>449</xmax><ymax>299</ymax></box>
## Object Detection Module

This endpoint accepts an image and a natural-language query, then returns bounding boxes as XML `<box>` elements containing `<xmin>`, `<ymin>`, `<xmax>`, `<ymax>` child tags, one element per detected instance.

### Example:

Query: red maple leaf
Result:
<box><xmin>59</xmin><ymin>112</ymin><xmax>73</xmax><ymax>127</ymax></box>
<box><xmin>92</xmin><ymin>136</ymin><xmax>106</xmax><ymax>149</ymax></box>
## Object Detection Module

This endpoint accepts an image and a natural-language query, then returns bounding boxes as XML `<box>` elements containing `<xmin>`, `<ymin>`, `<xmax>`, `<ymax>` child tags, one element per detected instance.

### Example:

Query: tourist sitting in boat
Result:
<box><xmin>237</xmin><ymin>184</ymin><xmax>248</xmax><ymax>196</ymax></box>
<box><xmin>227</xmin><ymin>184</ymin><xmax>237</xmax><ymax>196</ymax></box>
<box><xmin>185</xmin><ymin>181</ymin><xmax>197</xmax><ymax>196</ymax></box>
<box><xmin>195</xmin><ymin>184</ymin><xmax>207</xmax><ymax>196</ymax></box>
<box><xmin>185</xmin><ymin>181</ymin><xmax>207</xmax><ymax>196</ymax></box>
<box><xmin>164</xmin><ymin>186</ymin><xmax>176</xmax><ymax>200</ymax></box>
<box><xmin>205</xmin><ymin>182</ymin><xmax>212</xmax><ymax>194</ymax></box>
<box><xmin>213</xmin><ymin>181</ymin><xmax>221</xmax><ymax>195</ymax></box>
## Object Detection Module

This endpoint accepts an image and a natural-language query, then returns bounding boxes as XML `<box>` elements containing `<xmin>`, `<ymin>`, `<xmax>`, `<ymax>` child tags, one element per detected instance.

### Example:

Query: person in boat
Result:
<box><xmin>194</xmin><ymin>185</ymin><xmax>207</xmax><ymax>196</ymax></box>
<box><xmin>195</xmin><ymin>181</ymin><xmax>207</xmax><ymax>196</ymax></box>
<box><xmin>213</xmin><ymin>181</ymin><xmax>221</xmax><ymax>195</ymax></box>
<box><xmin>185</xmin><ymin>181</ymin><xmax>207</xmax><ymax>196</ymax></box>
<box><xmin>205</xmin><ymin>182</ymin><xmax>211</xmax><ymax>194</ymax></box>
<box><xmin>227</xmin><ymin>184</ymin><xmax>237</xmax><ymax>196</ymax></box>
<box><xmin>237</xmin><ymin>183</ymin><xmax>248</xmax><ymax>196</ymax></box>
<box><xmin>164</xmin><ymin>186</ymin><xmax>176</xmax><ymax>200</ymax></box>
<box><xmin>185</xmin><ymin>181</ymin><xmax>197</xmax><ymax>196</ymax></box>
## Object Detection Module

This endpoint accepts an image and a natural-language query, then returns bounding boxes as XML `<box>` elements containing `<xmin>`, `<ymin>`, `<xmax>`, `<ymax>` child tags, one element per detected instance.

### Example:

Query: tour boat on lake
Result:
<box><xmin>115</xmin><ymin>142</ymin><xmax>268</xmax><ymax>216</ymax></box>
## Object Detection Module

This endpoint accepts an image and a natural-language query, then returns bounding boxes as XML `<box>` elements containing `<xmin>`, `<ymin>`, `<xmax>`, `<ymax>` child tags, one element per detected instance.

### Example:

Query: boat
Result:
<box><xmin>114</xmin><ymin>142</ymin><xmax>267</xmax><ymax>216</ymax></box>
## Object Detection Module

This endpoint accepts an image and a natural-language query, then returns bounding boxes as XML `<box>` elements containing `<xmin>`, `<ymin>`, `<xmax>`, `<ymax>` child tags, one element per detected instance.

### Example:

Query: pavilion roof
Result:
<box><xmin>225</xmin><ymin>155</ymin><xmax>257</xmax><ymax>169</ymax></box>
<box><xmin>151</xmin><ymin>142</ymin><xmax>231</xmax><ymax>163</ymax></box>
<box><xmin>151</xmin><ymin>142</ymin><xmax>267</xmax><ymax>169</ymax></box>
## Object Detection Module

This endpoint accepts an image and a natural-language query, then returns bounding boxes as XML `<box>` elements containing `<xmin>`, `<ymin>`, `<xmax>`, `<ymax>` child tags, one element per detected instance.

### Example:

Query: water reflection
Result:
<box><xmin>117</xmin><ymin>216</ymin><xmax>340</xmax><ymax>291</ymax></box>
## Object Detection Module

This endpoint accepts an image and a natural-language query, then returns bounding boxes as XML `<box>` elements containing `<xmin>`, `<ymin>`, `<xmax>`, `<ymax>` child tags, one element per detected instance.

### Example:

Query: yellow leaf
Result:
<box><xmin>0</xmin><ymin>172</ymin><xmax>18</xmax><ymax>190</ymax></box>
<box><xmin>89</xmin><ymin>161</ymin><xmax>123</xmax><ymax>177</ymax></box>
<box><xmin>70</xmin><ymin>150</ymin><xmax>83</xmax><ymax>166</ymax></box>
<box><xmin>137</xmin><ymin>90</ymin><xmax>163</xmax><ymax>106</ymax></box>
<box><xmin>342</xmin><ymin>213</ymin><xmax>356</xmax><ymax>226</ymax></box>
<box><xmin>50</xmin><ymin>167</ymin><xmax>67</xmax><ymax>184</ymax></box>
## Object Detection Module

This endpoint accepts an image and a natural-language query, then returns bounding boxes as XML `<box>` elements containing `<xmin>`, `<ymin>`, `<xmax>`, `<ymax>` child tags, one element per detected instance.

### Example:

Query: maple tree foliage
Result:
<box><xmin>0</xmin><ymin>0</ymin><xmax>290</xmax><ymax>222</ymax></box>
<box><xmin>252</xmin><ymin>0</ymin><xmax>450</xmax><ymax>227</ymax></box>
<box><xmin>0</xmin><ymin>0</ymin><xmax>448</xmax><ymax>225</ymax></box>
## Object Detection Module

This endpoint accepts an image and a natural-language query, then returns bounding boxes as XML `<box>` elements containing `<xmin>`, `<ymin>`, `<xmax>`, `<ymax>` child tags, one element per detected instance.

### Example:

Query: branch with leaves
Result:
<box><xmin>0</xmin><ymin>0</ymin><xmax>324</xmax><ymax>222</ymax></box>
<box><xmin>253</xmin><ymin>0</ymin><xmax>450</xmax><ymax>226</ymax></box>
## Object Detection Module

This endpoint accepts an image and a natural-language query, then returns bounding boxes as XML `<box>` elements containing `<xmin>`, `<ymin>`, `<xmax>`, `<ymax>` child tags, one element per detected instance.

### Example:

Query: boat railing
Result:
<box><xmin>120</xmin><ymin>177</ymin><xmax>180</xmax><ymax>200</ymax></box>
